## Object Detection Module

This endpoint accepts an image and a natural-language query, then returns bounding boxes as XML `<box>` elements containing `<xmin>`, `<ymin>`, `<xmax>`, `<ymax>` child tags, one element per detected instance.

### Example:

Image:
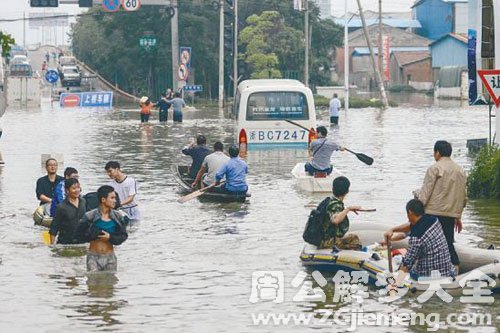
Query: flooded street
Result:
<box><xmin>0</xmin><ymin>97</ymin><xmax>498</xmax><ymax>332</ymax></box>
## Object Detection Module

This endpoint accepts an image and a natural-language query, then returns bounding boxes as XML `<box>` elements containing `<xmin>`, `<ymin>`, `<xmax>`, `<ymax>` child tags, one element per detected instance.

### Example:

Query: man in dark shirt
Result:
<box><xmin>36</xmin><ymin>158</ymin><xmax>64</xmax><ymax>206</ymax></box>
<box><xmin>156</xmin><ymin>92</ymin><xmax>172</xmax><ymax>123</ymax></box>
<box><xmin>50</xmin><ymin>178</ymin><xmax>87</xmax><ymax>244</ymax></box>
<box><xmin>182</xmin><ymin>135</ymin><xmax>211</xmax><ymax>179</ymax></box>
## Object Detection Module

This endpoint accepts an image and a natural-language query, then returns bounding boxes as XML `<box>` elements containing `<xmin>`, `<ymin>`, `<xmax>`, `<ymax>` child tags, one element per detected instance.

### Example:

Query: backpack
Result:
<box><xmin>303</xmin><ymin>197</ymin><xmax>332</xmax><ymax>246</ymax></box>
<box><xmin>83</xmin><ymin>191</ymin><xmax>121</xmax><ymax>211</ymax></box>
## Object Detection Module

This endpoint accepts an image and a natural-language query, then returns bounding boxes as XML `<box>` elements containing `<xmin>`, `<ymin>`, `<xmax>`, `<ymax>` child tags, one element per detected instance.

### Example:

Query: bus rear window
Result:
<box><xmin>246</xmin><ymin>92</ymin><xmax>309</xmax><ymax>120</ymax></box>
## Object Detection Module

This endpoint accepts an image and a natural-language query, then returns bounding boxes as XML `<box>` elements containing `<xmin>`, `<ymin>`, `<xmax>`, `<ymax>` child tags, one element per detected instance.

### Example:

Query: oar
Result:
<box><xmin>177</xmin><ymin>181</ymin><xmax>225</xmax><ymax>204</ymax></box>
<box><xmin>343</xmin><ymin>148</ymin><xmax>374</xmax><ymax>166</ymax></box>
<box><xmin>284</xmin><ymin>119</ymin><xmax>374</xmax><ymax>166</ymax></box>
<box><xmin>386</xmin><ymin>235</ymin><xmax>393</xmax><ymax>273</ymax></box>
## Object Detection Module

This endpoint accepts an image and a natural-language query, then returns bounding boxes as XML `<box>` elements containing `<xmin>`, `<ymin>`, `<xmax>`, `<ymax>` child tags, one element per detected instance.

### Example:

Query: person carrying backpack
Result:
<box><xmin>303</xmin><ymin>176</ymin><xmax>363</xmax><ymax>250</ymax></box>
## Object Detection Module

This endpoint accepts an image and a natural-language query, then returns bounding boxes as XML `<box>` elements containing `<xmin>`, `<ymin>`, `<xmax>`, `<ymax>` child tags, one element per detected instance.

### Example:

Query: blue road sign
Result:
<box><xmin>183</xmin><ymin>85</ymin><xmax>203</xmax><ymax>93</ymax></box>
<box><xmin>102</xmin><ymin>0</ymin><xmax>120</xmax><ymax>12</ymax></box>
<box><xmin>60</xmin><ymin>91</ymin><xmax>113</xmax><ymax>108</ymax></box>
<box><xmin>45</xmin><ymin>69</ymin><xmax>59</xmax><ymax>83</ymax></box>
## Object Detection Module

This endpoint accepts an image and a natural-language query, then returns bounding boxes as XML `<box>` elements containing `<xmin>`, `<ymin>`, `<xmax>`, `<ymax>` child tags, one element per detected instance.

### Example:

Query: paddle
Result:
<box><xmin>177</xmin><ymin>181</ymin><xmax>225</xmax><ymax>204</ymax></box>
<box><xmin>284</xmin><ymin>119</ymin><xmax>374</xmax><ymax>166</ymax></box>
<box><xmin>386</xmin><ymin>235</ymin><xmax>393</xmax><ymax>273</ymax></box>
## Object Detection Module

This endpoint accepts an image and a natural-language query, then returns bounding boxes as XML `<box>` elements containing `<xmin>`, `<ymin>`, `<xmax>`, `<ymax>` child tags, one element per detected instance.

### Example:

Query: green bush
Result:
<box><xmin>467</xmin><ymin>145</ymin><xmax>500</xmax><ymax>200</ymax></box>
<box><xmin>388</xmin><ymin>84</ymin><xmax>416</xmax><ymax>93</ymax></box>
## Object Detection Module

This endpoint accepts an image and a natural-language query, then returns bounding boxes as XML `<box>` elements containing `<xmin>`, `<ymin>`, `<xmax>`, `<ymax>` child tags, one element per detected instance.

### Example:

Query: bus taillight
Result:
<box><xmin>239</xmin><ymin>128</ymin><xmax>248</xmax><ymax>157</ymax></box>
<box><xmin>308</xmin><ymin>128</ymin><xmax>316</xmax><ymax>157</ymax></box>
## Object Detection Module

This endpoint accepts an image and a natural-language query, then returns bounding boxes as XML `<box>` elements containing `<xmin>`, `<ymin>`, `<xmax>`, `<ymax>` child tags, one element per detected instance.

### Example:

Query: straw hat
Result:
<box><xmin>140</xmin><ymin>96</ymin><xmax>148</xmax><ymax>103</ymax></box>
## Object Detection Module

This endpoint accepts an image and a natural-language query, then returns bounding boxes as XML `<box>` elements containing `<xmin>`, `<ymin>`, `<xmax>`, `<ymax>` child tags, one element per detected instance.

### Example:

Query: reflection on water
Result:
<box><xmin>0</xmin><ymin>97</ymin><xmax>498</xmax><ymax>332</ymax></box>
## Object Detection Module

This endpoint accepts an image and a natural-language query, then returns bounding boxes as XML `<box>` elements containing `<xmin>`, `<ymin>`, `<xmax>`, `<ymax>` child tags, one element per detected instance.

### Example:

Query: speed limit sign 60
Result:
<box><xmin>121</xmin><ymin>0</ymin><xmax>141</xmax><ymax>11</ymax></box>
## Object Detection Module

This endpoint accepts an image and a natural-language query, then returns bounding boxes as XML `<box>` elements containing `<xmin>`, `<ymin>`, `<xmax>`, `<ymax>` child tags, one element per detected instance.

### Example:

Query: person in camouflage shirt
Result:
<box><xmin>320</xmin><ymin>176</ymin><xmax>363</xmax><ymax>250</ymax></box>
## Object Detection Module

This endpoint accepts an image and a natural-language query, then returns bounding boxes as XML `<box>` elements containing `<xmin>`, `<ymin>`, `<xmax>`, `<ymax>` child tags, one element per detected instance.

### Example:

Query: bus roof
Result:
<box><xmin>237</xmin><ymin>79</ymin><xmax>306</xmax><ymax>92</ymax></box>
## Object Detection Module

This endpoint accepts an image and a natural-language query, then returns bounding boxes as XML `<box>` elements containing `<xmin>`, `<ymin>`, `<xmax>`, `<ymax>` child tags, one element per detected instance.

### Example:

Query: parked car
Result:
<box><xmin>58</xmin><ymin>56</ymin><xmax>77</xmax><ymax>67</ymax></box>
<box><xmin>9</xmin><ymin>63</ymin><xmax>33</xmax><ymax>77</ymax></box>
<box><xmin>60</xmin><ymin>66</ymin><xmax>81</xmax><ymax>87</ymax></box>
<box><xmin>10</xmin><ymin>55</ymin><xmax>29</xmax><ymax>65</ymax></box>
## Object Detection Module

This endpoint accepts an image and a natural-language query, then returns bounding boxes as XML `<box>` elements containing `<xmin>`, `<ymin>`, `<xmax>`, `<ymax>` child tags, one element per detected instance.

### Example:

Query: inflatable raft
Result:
<box><xmin>173</xmin><ymin>165</ymin><xmax>250</xmax><ymax>203</ymax></box>
<box><xmin>291</xmin><ymin>162</ymin><xmax>342</xmax><ymax>193</ymax></box>
<box><xmin>33</xmin><ymin>204</ymin><xmax>52</xmax><ymax>228</ymax></box>
<box><xmin>300</xmin><ymin>229</ymin><xmax>500</xmax><ymax>293</ymax></box>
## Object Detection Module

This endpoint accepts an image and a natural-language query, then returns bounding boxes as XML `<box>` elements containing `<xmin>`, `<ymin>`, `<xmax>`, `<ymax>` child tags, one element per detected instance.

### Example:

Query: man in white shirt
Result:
<box><xmin>329</xmin><ymin>93</ymin><xmax>341</xmax><ymax>125</ymax></box>
<box><xmin>105</xmin><ymin>161</ymin><xmax>140</xmax><ymax>222</ymax></box>
<box><xmin>192</xmin><ymin>141</ymin><xmax>229</xmax><ymax>188</ymax></box>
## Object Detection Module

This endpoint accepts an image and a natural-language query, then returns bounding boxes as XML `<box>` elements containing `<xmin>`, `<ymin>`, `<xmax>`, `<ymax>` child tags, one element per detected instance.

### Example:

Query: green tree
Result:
<box><xmin>240</xmin><ymin>11</ymin><xmax>302</xmax><ymax>79</ymax></box>
<box><xmin>0</xmin><ymin>31</ymin><xmax>15</xmax><ymax>57</ymax></box>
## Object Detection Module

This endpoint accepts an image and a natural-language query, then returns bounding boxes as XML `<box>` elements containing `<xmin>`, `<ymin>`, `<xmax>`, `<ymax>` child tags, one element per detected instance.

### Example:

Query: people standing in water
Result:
<box><xmin>156</xmin><ymin>93</ymin><xmax>172</xmax><ymax>123</ymax></box>
<box><xmin>329</xmin><ymin>93</ymin><xmax>341</xmax><ymax>125</ymax></box>
<box><xmin>36</xmin><ymin>158</ymin><xmax>64</xmax><ymax>206</ymax></box>
<box><xmin>49</xmin><ymin>178</ymin><xmax>86</xmax><ymax>245</ymax></box>
<box><xmin>139</xmin><ymin>97</ymin><xmax>155</xmax><ymax>123</ymax></box>
<box><xmin>105</xmin><ymin>161</ymin><xmax>140</xmax><ymax>223</ymax></box>
<box><xmin>171</xmin><ymin>92</ymin><xmax>186</xmax><ymax>123</ymax></box>
<box><xmin>50</xmin><ymin>167</ymin><xmax>79</xmax><ymax>217</ymax></box>
<box><xmin>75</xmin><ymin>185</ymin><xmax>128</xmax><ymax>272</ymax></box>
<box><xmin>182</xmin><ymin>135</ymin><xmax>211</xmax><ymax>180</ymax></box>
<box><xmin>413</xmin><ymin>140</ymin><xmax>467</xmax><ymax>272</ymax></box>
<box><xmin>192</xmin><ymin>141</ymin><xmax>229</xmax><ymax>188</ymax></box>
<box><xmin>305</xmin><ymin>126</ymin><xmax>344</xmax><ymax>176</ymax></box>
<box><xmin>215</xmin><ymin>145</ymin><xmax>248</xmax><ymax>195</ymax></box>
<box><xmin>0</xmin><ymin>127</ymin><xmax>4</xmax><ymax>165</ymax></box>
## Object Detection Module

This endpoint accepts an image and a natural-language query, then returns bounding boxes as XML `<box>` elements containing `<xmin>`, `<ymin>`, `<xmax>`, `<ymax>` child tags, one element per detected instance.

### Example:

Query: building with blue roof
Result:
<box><xmin>412</xmin><ymin>0</ymin><xmax>468</xmax><ymax>40</ymax></box>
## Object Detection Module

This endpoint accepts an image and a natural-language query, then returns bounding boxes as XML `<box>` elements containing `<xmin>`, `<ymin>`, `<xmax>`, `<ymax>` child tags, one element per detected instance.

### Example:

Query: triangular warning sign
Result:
<box><xmin>478</xmin><ymin>70</ymin><xmax>500</xmax><ymax>107</ymax></box>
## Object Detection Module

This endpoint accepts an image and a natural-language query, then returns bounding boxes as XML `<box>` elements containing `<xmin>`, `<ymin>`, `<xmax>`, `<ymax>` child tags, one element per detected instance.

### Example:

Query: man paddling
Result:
<box><xmin>192</xmin><ymin>141</ymin><xmax>229</xmax><ymax>188</ymax></box>
<box><xmin>215</xmin><ymin>145</ymin><xmax>248</xmax><ymax>195</ymax></box>
<box><xmin>305</xmin><ymin>126</ymin><xmax>344</xmax><ymax>176</ymax></box>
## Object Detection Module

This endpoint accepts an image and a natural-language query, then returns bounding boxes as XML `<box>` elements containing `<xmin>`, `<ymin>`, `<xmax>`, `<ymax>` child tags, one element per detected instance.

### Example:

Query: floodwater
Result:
<box><xmin>0</xmin><ymin>95</ymin><xmax>498</xmax><ymax>332</ymax></box>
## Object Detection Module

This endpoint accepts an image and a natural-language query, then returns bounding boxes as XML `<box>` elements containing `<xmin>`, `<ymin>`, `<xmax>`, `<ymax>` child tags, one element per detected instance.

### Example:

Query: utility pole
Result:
<box><xmin>23</xmin><ymin>12</ymin><xmax>26</xmax><ymax>49</ymax></box>
<box><xmin>378</xmin><ymin>0</ymin><xmax>383</xmax><ymax>79</ymax></box>
<box><xmin>171</xmin><ymin>0</ymin><xmax>179</xmax><ymax>92</ymax></box>
<box><xmin>233</xmin><ymin>0</ymin><xmax>238</xmax><ymax>98</ymax></box>
<box><xmin>356</xmin><ymin>0</ymin><xmax>388</xmax><ymax>108</ymax></box>
<box><xmin>218</xmin><ymin>0</ymin><xmax>224</xmax><ymax>109</ymax></box>
<box><xmin>344</xmin><ymin>0</ymin><xmax>349</xmax><ymax>112</ymax></box>
<box><xmin>304</xmin><ymin>0</ymin><xmax>309</xmax><ymax>87</ymax></box>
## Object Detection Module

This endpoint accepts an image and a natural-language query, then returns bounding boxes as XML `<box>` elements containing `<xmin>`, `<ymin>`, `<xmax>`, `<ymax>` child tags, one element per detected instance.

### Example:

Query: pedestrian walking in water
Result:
<box><xmin>329</xmin><ymin>93</ymin><xmax>341</xmax><ymax>125</ymax></box>
<box><xmin>105</xmin><ymin>161</ymin><xmax>140</xmax><ymax>223</ymax></box>
<box><xmin>139</xmin><ymin>96</ymin><xmax>155</xmax><ymax>123</ymax></box>
<box><xmin>156</xmin><ymin>93</ymin><xmax>171</xmax><ymax>123</ymax></box>
<box><xmin>171</xmin><ymin>92</ymin><xmax>186</xmax><ymax>123</ymax></box>
<box><xmin>75</xmin><ymin>185</ymin><xmax>128</xmax><ymax>272</ymax></box>
<box><xmin>414</xmin><ymin>140</ymin><xmax>467</xmax><ymax>273</ymax></box>
<box><xmin>0</xmin><ymin>127</ymin><xmax>4</xmax><ymax>165</ymax></box>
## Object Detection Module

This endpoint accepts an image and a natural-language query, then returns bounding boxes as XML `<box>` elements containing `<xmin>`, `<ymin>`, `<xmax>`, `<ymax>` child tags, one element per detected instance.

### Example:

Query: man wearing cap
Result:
<box><xmin>305</xmin><ymin>126</ymin><xmax>344</xmax><ymax>176</ymax></box>
<box><xmin>182</xmin><ymin>135</ymin><xmax>212</xmax><ymax>180</ymax></box>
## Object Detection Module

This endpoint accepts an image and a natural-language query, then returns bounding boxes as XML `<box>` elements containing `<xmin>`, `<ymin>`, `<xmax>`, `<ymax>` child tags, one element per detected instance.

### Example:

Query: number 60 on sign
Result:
<box><xmin>121</xmin><ymin>0</ymin><xmax>141</xmax><ymax>11</ymax></box>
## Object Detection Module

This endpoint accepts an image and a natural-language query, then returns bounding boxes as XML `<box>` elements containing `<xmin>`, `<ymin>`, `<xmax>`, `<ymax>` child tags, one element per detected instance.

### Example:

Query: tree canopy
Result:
<box><xmin>0</xmin><ymin>31</ymin><xmax>15</xmax><ymax>57</ymax></box>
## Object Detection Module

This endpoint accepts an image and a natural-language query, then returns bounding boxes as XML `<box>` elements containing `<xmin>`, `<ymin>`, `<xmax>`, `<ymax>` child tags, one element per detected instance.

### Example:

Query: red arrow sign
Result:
<box><xmin>478</xmin><ymin>69</ymin><xmax>500</xmax><ymax>107</ymax></box>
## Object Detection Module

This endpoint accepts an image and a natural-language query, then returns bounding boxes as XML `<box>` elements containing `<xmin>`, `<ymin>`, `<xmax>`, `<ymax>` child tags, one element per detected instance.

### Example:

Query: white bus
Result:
<box><xmin>232</xmin><ymin>79</ymin><xmax>316</xmax><ymax>152</ymax></box>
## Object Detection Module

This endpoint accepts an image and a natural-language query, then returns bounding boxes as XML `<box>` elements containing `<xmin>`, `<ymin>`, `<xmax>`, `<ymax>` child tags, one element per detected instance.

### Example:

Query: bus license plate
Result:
<box><xmin>248</xmin><ymin>130</ymin><xmax>308</xmax><ymax>143</ymax></box>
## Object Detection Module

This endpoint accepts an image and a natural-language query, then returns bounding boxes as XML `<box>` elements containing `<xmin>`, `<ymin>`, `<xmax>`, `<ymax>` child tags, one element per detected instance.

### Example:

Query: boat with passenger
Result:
<box><xmin>300</xmin><ymin>228</ymin><xmax>500</xmax><ymax>293</ymax></box>
<box><xmin>291</xmin><ymin>162</ymin><xmax>343</xmax><ymax>193</ymax></box>
<box><xmin>172</xmin><ymin>165</ymin><xmax>250</xmax><ymax>203</ymax></box>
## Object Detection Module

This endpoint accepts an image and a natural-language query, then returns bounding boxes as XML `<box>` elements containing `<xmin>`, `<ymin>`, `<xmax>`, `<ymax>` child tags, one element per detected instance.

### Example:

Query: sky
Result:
<box><xmin>0</xmin><ymin>0</ymin><xmax>417</xmax><ymax>47</ymax></box>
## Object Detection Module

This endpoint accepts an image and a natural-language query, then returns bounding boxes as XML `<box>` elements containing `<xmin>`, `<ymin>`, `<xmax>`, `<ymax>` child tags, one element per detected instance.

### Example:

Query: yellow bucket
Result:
<box><xmin>41</xmin><ymin>231</ymin><xmax>51</xmax><ymax>245</ymax></box>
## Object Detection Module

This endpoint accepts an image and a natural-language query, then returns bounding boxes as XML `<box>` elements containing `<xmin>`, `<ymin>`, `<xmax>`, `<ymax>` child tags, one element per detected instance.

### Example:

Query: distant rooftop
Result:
<box><xmin>334</xmin><ymin>18</ymin><xmax>422</xmax><ymax>29</ymax></box>
<box><xmin>352</xmin><ymin>46</ymin><xmax>430</xmax><ymax>56</ymax></box>
<box><xmin>412</xmin><ymin>0</ymin><xmax>468</xmax><ymax>8</ymax></box>
<box><xmin>429</xmin><ymin>33</ymin><xmax>468</xmax><ymax>46</ymax></box>
<box><xmin>392</xmin><ymin>51</ymin><xmax>431</xmax><ymax>66</ymax></box>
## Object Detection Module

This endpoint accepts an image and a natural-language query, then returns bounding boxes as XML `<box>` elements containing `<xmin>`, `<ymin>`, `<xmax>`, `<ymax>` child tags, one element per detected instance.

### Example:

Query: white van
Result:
<box><xmin>232</xmin><ymin>79</ymin><xmax>316</xmax><ymax>151</ymax></box>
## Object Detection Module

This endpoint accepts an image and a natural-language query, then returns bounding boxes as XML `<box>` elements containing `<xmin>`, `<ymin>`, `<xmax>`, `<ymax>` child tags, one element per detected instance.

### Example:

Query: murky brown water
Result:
<box><xmin>0</xmin><ymin>94</ymin><xmax>498</xmax><ymax>332</ymax></box>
